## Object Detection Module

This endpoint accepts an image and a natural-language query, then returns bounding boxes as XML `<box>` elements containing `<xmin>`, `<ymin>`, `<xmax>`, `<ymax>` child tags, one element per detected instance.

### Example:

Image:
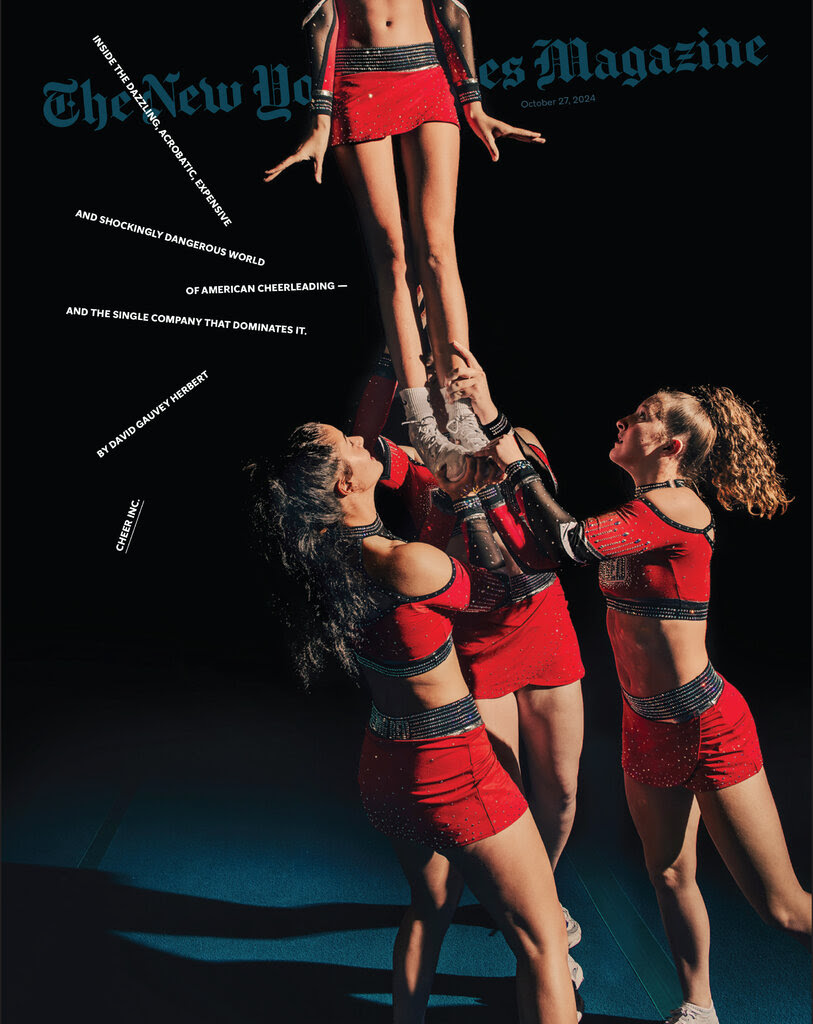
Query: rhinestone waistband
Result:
<box><xmin>622</xmin><ymin>663</ymin><xmax>724</xmax><ymax>723</ymax></box>
<box><xmin>605</xmin><ymin>594</ymin><xmax>709</xmax><ymax>620</ymax></box>
<box><xmin>368</xmin><ymin>693</ymin><xmax>482</xmax><ymax>740</ymax></box>
<box><xmin>508</xmin><ymin>571</ymin><xmax>557</xmax><ymax>604</ymax></box>
<box><xmin>335</xmin><ymin>43</ymin><xmax>440</xmax><ymax>74</ymax></box>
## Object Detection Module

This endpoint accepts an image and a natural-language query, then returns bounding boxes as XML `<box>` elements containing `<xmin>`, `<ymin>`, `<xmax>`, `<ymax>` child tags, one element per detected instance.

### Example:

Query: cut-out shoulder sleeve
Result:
<box><xmin>382</xmin><ymin>545</ymin><xmax>510</xmax><ymax>611</ymax></box>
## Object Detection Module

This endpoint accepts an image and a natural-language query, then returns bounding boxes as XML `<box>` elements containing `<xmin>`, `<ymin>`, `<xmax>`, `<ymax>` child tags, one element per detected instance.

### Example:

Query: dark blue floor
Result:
<box><xmin>4</xmin><ymin>653</ymin><xmax>810</xmax><ymax>1023</ymax></box>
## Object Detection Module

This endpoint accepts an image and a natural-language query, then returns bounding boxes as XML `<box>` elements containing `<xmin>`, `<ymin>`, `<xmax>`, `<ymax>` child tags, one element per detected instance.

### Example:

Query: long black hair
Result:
<box><xmin>245</xmin><ymin>422</ymin><xmax>378</xmax><ymax>686</ymax></box>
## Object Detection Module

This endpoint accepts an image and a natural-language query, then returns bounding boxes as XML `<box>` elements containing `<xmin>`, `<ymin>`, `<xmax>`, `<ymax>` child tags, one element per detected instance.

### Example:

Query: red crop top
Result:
<box><xmin>354</xmin><ymin>553</ymin><xmax>511</xmax><ymax>677</ymax></box>
<box><xmin>585</xmin><ymin>499</ymin><xmax>714</xmax><ymax>620</ymax></box>
<box><xmin>356</xmin><ymin>436</ymin><xmax>539</xmax><ymax>675</ymax></box>
<box><xmin>501</xmin><ymin>461</ymin><xmax>716</xmax><ymax>621</ymax></box>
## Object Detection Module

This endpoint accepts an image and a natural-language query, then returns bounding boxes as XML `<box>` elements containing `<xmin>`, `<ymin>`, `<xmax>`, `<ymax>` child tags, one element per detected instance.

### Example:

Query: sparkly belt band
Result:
<box><xmin>335</xmin><ymin>43</ymin><xmax>440</xmax><ymax>74</ymax></box>
<box><xmin>439</xmin><ymin>561</ymin><xmax>554</xmax><ymax>605</ymax></box>
<box><xmin>354</xmin><ymin>635</ymin><xmax>454</xmax><ymax>678</ymax></box>
<box><xmin>605</xmin><ymin>595</ymin><xmax>709</xmax><ymax>620</ymax></box>
<box><xmin>508</xmin><ymin>572</ymin><xmax>557</xmax><ymax>604</ymax></box>
<box><xmin>622</xmin><ymin>663</ymin><xmax>724</xmax><ymax>723</ymax></box>
<box><xmin>368</xmin><ymin>693</ymin><xmax>482</xmax><ymax>740</ymax></box>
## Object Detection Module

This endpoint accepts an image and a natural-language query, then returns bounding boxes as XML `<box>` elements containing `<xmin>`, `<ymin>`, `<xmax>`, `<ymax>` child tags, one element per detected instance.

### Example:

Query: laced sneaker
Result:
<box><xmin>442</xmin><ymin>393</ymin><xmax>490</xmax><ymax>453</ymax></box>
<box><xmin>562</xmin><ymin>904</ymin><xmax>582</xmax><ymax>949</ymax></box>
<box><xmin>664</xmin><ymin>1001</ymin><xmax>719</xmax><ymax>1024</ymax></box>
<box><xmin>405</xmin><ymin>415</ymin><xmax>467</xmax><ymax>482</ymax></box>
<box><xmin>568</xmin><ymin>954</ymin><xmax>584</xmax><ymax>990</ymax></box>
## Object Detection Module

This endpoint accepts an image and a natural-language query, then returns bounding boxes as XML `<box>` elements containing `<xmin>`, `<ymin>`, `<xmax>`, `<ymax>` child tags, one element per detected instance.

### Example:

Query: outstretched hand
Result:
<box><xmin>264</xmin><ymin>124</ymin><xmax>330</xmax><ymax>185</ymax></box>
<box><xmin>464</xmin><ymin>105</ymin><xmax>545</xmax><ymax>162</ymax></box>
<box><xmin>445</xmin><ymin>340</ymin><xmax>498</xmax><ymax>425</ymax></box>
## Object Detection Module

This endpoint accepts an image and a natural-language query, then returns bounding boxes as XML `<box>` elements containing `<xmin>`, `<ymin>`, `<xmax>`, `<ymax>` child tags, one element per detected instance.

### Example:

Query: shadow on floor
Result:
<box><xmin>8</xmin><ymin>863</ymin><xmax>646</xmax><ymax>1023</ymax></box>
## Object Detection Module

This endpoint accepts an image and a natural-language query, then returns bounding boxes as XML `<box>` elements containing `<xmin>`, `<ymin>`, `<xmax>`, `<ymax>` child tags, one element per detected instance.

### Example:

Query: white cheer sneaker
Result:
<box><xmin>442</xmin><ymin>392</ymin><xmax>490</xmax><ymax>453</ymax></box>
<box><xmin>399</xmin><ymin>386</ymin><xmax>468</xmax><ymax>482</ymax></box>
<box><xmin>562</xmin><ymin>905</ymin><xmax>582</xmax><ymax>949</ymax></box>
<box><xmin>664</xmin><ymin>1001</ymin><xmax>719</xmax><ymax>1024</ymax></box>
<box><xmin>568</xmin><ymin>954</ymin><xmax>584</xmax><ymax>989</ymax></box>
<box><xmin>406</xmin><ymin>415</ymin><xmax>467</xmax><ymax>482</ymax></box>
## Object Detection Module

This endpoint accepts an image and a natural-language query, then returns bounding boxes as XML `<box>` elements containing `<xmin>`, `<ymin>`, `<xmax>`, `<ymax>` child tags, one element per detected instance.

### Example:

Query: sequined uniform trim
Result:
<box><xmin>605</xmin><ymin>595</ymin><xmax>710</xmax><ymax>620</ymax></box>
<box><xmin>342</xmin><ymin>514</ymin><xmax>388</xmax><ymax>540</ymax></box>
<box><xmin>480</xmin><ymin>412</ymin><xmax>510</xmax><ymax>441</ymax></box>
<box><xmin>335</xmin><ymin>43</ymin><xmax>440</xmax><ymax>74</ymax></box>
<box><xmin>368</xmin><ymin>692</ymin><xmax>482</xmax><ymax>739</ymax></box>
<box><xmin>508</xmin><ymin>571</ymin><xmax>557</xmax><ymax>603</ymax></box>
<box><xmin>310</xmin><ymin>89</ymin><xmax>334</xmax><ymax>116</ymax></box>
<box><xmin>505</xmin><ymin>459</ymin><xmax>538</xmax><ymax>489</ymax></box>
<box><xmin>455</xmin><ymin>79</ymin><xmax>481</xmax><ymax>104</ymax></box>
<box><xmin>477</xmin><ymin>485</ymin><xmax>505</xmax><ymax>511</ymax></box>
<box><xmin>622</xmin><ymin>662</ymin><xmax>724</xmax><ymax>723</ymax></box>
<box><xmin>633</xmin><ymin>478</ymin><xmax>692</xmax><ymax>498</ymax></box>
<box><xmin>355</xmin><ymin>635</ymin><xmax>454</xmax><ymax>678</ymax></box>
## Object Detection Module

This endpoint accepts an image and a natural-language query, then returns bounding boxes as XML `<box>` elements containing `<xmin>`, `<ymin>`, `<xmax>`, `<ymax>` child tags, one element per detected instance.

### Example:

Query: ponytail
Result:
<box><xmin>658</xmin><ymin>388</ymin><xmax>791</xmax><ymax>518</ymax></box>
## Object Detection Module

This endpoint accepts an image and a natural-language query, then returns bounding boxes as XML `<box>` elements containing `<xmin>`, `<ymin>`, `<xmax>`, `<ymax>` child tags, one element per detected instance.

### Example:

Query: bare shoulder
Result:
<box><xmin>645</xmin><ymin>488</ymin><xmax>713</xmax><ymax>530</ymax></box>
<box><xmin>514</xmin><ymin>426</ymin><xmax>544</xmax><ymax>450</ymax></box>
<box><xmin>377</xmin><ymin>541</ymin><xmax>454</xmax><ymax>597</ymax></box>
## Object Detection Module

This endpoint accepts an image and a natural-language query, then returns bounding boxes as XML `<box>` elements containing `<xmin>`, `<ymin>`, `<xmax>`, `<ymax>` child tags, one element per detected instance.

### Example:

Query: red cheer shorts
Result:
<box><xmin>622</xmin><ymin>678</ymin><xmax>763</xmax><ymax>792</ymax></box>
<box><xmin>358</xmin><ymin>723</ymin><xmax>528</xmax><ymax>848</ymax></box>
<box><xmin>330</xmin><ymin>64</ymin><xmax>459</xmax><ymax>147</ymax></box>
<box><xmin>454</xmin><ymin>580</ymin><xmax>585</xmax><ymax>700</ymax></box>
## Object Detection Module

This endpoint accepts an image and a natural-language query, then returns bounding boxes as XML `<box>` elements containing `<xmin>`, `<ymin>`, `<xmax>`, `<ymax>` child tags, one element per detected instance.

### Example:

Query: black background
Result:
<box><xmin>3</xmin><ymin>2</ymin><xmax>810</xmax><ymax>854</ymax></box>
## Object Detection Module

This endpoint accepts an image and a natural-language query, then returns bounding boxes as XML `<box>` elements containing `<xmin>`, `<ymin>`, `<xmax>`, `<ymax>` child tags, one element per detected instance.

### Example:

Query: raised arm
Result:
<box><xmin>264</xmin><ymin>1</ymin><xmax>338</xmax><ymax>183</ymax></box>
<box><xmin>477</xmin><ymin>482</ymin><xmax>558</xmax><ymax>572</ymax></box>
<box><xmin>487</xmin><ymin>434</ymin><xmax>666</xmax><ymax>568</ymax></box>
<box><xmin>449</xmin><ymin>494</ymin><xmax>506</xmax><ymax>571</ymax></box>
<box><xmin>375</xmin><ymin>436</ymin><xmax>440</xmax><ymax>529</ymax></box>
<box><xmin>501</xmin><ymin>455</ymin><xmax>596</xmax><ymax>566</ymax></box>
<box><xmin>429</xmin><ymin>1</ymin><xmax>545</xmax><ymax>159</ymax></box>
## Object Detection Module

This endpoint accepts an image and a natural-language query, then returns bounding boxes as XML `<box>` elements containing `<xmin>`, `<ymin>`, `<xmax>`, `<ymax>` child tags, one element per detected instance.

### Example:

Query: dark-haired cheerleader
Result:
<box><xmin>247</xmin><ymin>425</ymin><xmax>579</xmax><ymax>1023</ymax></box>
<box><xmin>478</xmin><ymin>387</ymin><xmax>811</xmax><ymax>1024</ymax></box>
<box><xmin>265</xmin><ymin>0</ymin><xmax>544</xmax><ymax>481</ymax></box>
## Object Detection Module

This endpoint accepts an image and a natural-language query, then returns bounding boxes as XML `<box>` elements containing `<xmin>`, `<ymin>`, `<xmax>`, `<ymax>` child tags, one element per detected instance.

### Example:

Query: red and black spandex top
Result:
<box><xmin>353</xmin><ymin>436</ymin><xmax>527</xmax><ymax>675</ymax></box>
<box><xmin>353</xmin><ymin>547</ymin><xmax>512</xmax><ymax>676</ymax></box>
<box><xmin>375</xmin><ymin>434</ymin><xmax>559</xmax><ymax>584</ymax></box>
<box><xmin>302</xmin><ymin>0</ymin><xmax>482</xmax><ymax>116</ymax></box>
<box><xmin>375</xmin><ymin>435</ymin><xmax>458</xmax><ymax>549</ymax></box>
<box><xmin>500</xmin><ymin>461</ymin><xmax>715</xmax><ymax>621</ymax></box>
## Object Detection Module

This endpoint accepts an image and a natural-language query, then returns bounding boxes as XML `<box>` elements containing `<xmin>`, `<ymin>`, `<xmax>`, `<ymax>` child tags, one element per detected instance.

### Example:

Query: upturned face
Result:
<box><xmin>319</xmin><ymin>424</ymin><xmax>383</xmax><ymax>494</ymax></box>
<box><xmin>609</xmin><ymin>396</ymin><xmax>671</xmax><ymax>471</ymax></box>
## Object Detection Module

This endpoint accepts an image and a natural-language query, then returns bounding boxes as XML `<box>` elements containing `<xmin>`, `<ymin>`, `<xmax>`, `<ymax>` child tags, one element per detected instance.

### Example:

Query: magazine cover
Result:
<box><xmin>4</xmin><ymin>1</ymin><xmax>810</xmax><ymax>1021</ymax></box>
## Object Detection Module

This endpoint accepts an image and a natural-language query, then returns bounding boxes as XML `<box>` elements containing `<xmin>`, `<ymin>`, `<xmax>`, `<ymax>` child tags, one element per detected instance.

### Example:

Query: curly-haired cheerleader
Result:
<box><xmin>481</xmin><ymin>387</ymin><xmax>811</xmax><ymax>1024</ymax></box>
